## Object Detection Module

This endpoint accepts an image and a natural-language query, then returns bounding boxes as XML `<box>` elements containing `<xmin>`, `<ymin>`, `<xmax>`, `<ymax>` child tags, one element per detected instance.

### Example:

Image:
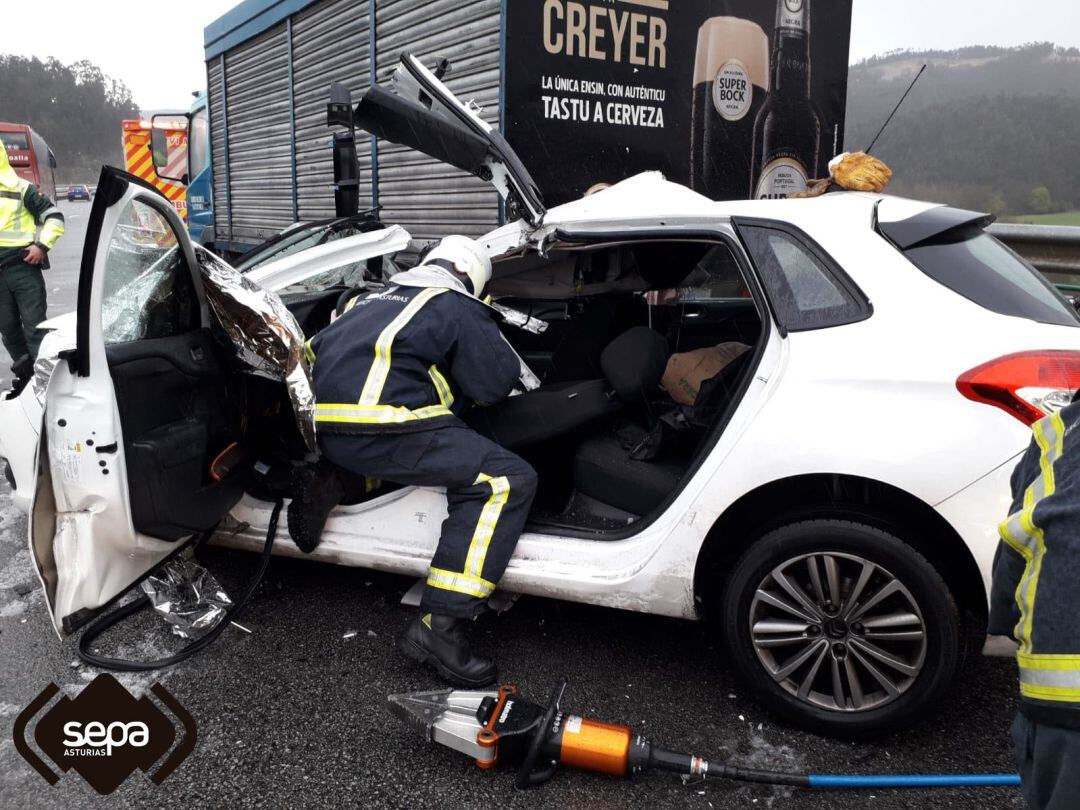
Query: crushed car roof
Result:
<box><xmin>479</xmin><ymin>172</ymin><xmax>944</xmax><ymax>256</ymax></box>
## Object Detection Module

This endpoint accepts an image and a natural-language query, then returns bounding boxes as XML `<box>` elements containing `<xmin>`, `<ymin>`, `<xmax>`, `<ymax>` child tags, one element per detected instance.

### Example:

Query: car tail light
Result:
<box><xmin>957</xmin><ymin>351</ymin><xmax>1080</xmax><ymax>425</ymax></box>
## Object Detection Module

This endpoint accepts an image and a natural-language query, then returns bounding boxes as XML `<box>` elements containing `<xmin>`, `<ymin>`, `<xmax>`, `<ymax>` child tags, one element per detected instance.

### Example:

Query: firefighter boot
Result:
<box><xmin>286</xmin><ymin>461</ymin><xmax>346</xmax><ymax>553</ymax></box>
<box><xmin>399</xmin><ymin>612</ymin><xmax>497</xmax><ymax>688</ymax></box>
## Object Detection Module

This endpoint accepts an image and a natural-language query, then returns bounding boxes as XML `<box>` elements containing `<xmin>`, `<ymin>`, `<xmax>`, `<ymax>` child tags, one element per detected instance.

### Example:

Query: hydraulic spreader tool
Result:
<box><xmin>388</xmin><ymin>681</ymin><xmax>1021</xmax><ymax>791</ymax></box>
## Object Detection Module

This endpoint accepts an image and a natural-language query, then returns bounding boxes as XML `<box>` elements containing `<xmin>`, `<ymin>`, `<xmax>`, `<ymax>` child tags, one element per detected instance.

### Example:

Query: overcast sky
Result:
<box><xmin>5</xmin><ymin>0</ymin><xmax>1079</xmax><ymax>110</ymax></box>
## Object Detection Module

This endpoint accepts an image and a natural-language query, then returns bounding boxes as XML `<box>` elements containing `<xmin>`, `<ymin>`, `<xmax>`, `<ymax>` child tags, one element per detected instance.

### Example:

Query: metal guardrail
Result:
<box><xmin>990</xmin><ymin>223</ymin><xmax>1080</xmax><ymax>290</ymax></box>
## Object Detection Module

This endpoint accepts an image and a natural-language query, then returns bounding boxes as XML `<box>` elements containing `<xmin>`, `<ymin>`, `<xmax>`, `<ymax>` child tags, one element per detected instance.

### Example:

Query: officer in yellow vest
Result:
<box><xmin>0</xmin><ymin>140</ymin><xmax>64</xmax><ymax>390</ymax></box>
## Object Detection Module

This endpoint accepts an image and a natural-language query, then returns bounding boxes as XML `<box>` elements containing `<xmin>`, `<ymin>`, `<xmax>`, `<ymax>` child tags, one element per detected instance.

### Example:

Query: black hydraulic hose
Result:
<box><xmin>648</xmin><ymin>747</ymin><xmax>810</xmax><ymax>787</ymax></box>
<box><xmin>77</xmin><ymin>499</ymin><xmax>283</xmax><ymax>672</ymax></box>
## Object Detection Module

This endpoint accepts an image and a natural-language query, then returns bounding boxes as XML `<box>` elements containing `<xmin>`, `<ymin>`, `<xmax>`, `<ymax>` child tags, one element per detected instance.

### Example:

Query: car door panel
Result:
<box><xmin>106</xmin><ymin>329</ymin><xmax>243</xmax><ymax>540</ymax></box>
<box><xmin>353</xmin><ymin>53</ymin><xmax>544</xmax><ymax>224</ymax></box>
<box><xmin>38</xmin><ymin>167</ymin><xmax>240</xmax><ymax>634</ymax></box>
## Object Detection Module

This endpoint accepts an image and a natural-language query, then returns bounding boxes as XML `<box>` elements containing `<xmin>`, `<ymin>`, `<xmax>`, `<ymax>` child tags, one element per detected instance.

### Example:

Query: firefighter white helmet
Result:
<box><xmin>421</xmin><ymin>235</ymin><xmax>492</xmax><ymax>298</ymax></box>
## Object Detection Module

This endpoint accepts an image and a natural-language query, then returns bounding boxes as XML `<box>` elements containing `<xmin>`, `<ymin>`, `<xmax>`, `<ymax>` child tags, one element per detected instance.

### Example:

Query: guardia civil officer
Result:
<box><xmin>0</xmin><ymin>140</ymin><xmax>64</xmax><ymax>391</ymax></box>
<box><xmin>289</xmin><ymin>235</ymin><xmax>537</xmax><ymax>687</ymax></box>
<box><xmin>989</xmin><ymin>396</ymin><xmax>1080</xmax><ymax>810</ymax></box>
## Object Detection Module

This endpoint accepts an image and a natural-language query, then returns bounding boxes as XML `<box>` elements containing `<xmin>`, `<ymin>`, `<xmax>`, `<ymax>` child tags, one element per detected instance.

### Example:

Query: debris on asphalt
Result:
<box><xmin>343</xmin><ymin>629</ymin><xmax>359</xmax><ymax>639</ymax></box>
<box><xmin>366</xmin><ymin>630</ymin><xmax>377</xmax><ymax>638</ymax></box>
<box><xmin>13</xmin><ymin>581</ymin><xmax>33</xmax><ymax>596</ymax></box>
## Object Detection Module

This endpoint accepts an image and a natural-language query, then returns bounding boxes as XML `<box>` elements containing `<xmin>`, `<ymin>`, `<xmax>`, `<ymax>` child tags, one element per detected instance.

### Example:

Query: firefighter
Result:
<box><xmin>0</xmin><ymin>140</ymin><xmax>64</xmax><ymax>391</ymax></box>
<box><xmin>289</xmin><ymin>235</ymin><xmax>537</xmax><ymax>687</ymax></box>
<box><xmin>989</xmin><ymin>397</ymin><xmax>1080</xmax><ymax>810</ymax></box>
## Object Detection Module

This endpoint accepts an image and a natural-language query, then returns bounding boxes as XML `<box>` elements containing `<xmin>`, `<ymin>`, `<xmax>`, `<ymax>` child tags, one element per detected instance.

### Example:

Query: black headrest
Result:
<box><xmin>600</xmin><ymin>327</ymin><xmax>670</xmax><ymax>402</ymax></box>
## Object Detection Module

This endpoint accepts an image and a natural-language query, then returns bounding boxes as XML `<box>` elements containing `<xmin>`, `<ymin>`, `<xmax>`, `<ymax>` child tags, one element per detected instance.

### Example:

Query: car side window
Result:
<box><xmin>738</xmin><ymin>224</ymin><xmax>869</xmax><ymax>331</ymax></box>
<box><xmin>101</xmin><ymin>198</ymin><xmax>200</xmax><ymax>344</ymax></box>
<box><xmin>649</xmin><ymin>244</ymin><xmax>750</xmax><ymax>304</ymax></box>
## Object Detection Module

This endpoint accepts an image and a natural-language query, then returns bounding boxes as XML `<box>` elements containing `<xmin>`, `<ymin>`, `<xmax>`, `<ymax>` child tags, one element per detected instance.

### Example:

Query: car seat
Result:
<box><xmin>570</xmin><ymin>346</ymin><xmax>754</xmax><ymax>517</ymax></box>
<box><xmin>465</xmin><ymin>326</ymin><xmax>670</xmax><ymax>450</ymax></box>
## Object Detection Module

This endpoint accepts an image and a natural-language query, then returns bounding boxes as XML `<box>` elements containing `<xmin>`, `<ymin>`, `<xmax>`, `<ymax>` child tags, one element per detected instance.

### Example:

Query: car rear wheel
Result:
<box><xmin>721</xmin><ymin>519</ymin><xmax>961</xmax><ymax>738</ymax></box>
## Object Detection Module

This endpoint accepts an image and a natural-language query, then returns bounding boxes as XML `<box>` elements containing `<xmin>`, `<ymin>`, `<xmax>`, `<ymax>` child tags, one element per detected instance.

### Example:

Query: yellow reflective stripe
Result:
<box><xmin>1018</xmin><ymin>653</ymin><xmax>1080</xmax><ymax>670</ymax></box>
<box><xmin>344</xmin><ymin>295</ymin><xmax>362</xmax><ymax>313</ymax></box>
<box><xmin>303</xmin><ymin>339</ymin><xmax>316</xmax><ymax>364</ymax></box>
<box><xmin>1020</xmin><ymin>414</ymin><xmax>1063</xmax><ymax>653</ymax></box>
<box><xmin>1000</xmin><ymin>413</ymin><xmax>1065</xmax><ymax>654</ymax></box>
<box><xmin>0</xmin><ymin>187</ymin><xmax>36</xmax><ymax>243</ymax></box>
<box><xmin>1018</xmin><ymin>653</ymin><xmax>1080</xmax><ymax>700</ymax></box>
<box><xmin>464</xmin><ymin>472</ymin><xmax>510</xmax><ymax>580</ymax></box>
<box><xmin>1021</xmin><ymin>683</ymin><xmax>1080</xmax><ymax>701</ymax></box>
<box><xmin>428</xmin><ymin>365</ymin><xmax>454</xmax><ymax>408</ymax></box>
<box><xmin>359</xmin><ymin>287</ymin><xmax>447</xmax><ymax>406</ymax></box>
<box><xmin>426</xmin><ymin>566</ymin><xmax>496</xmax><ymax>599</ymax></box>
<box><xmin>38</xmin><ymin>214</ymin><xmax>64</xmax><ymax>249</ymax></box>
<box><xmin>314</xmin><ymin>402</ymin><xmax>452</xmax><ymax>424</ymax></box>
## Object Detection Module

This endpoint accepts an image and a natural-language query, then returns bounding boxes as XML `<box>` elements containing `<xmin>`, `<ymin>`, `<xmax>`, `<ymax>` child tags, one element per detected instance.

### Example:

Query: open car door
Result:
<box><xmin>34</xmin><ymin>167</ymin><xmax>244</xmax><ymax>634</ymax></box>
<box><xmin>353</xmin><ymin>52</ymin><xmax>546</xmax><ymax>226</ymax></box>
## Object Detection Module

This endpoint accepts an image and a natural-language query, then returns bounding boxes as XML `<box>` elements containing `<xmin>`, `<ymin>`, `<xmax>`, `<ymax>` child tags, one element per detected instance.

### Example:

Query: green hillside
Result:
<box><xmin>845</xmin><ymin>44</ymin><xmax>1080</xmax><ymax>217</ymax></box>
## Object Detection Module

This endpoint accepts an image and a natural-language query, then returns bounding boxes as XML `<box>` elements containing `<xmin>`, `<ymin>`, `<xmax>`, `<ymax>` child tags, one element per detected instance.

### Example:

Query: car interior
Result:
<box><xmin>240</xmin><ymin>236</ymin><xmax>765</xmax><ymax>536</ymax></box>
<box><xmin>94</xmin><ymin>201</ymin><xmax>763</xmax><ymax>542</ymax></box>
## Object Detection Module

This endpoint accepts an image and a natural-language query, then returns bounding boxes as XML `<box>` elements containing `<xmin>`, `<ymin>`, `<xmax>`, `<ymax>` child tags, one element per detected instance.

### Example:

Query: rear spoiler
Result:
<box><xmin>877</xmin><ymin>205</ymin><xmax>996</xmax><ymax>250</ymax></box>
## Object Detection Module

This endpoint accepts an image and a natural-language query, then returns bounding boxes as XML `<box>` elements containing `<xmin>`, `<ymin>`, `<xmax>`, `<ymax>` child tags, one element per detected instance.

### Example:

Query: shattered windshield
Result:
<box><xmin>277</xmin><ymin>255</ymin><xmax>404</xmax><ymax>295</ymax></box>
<box><xmin>236</xmin><ymin>216</ymin><xmax>383</xmax><ymax>274</ymax></box>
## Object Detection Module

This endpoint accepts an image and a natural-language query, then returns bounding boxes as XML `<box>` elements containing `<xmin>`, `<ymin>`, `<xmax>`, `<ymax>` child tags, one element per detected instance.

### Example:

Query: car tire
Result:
<box><xmin>721</xmin><ymin>519</ymin><xmax>961</xmax><ymax>738</ymax></box>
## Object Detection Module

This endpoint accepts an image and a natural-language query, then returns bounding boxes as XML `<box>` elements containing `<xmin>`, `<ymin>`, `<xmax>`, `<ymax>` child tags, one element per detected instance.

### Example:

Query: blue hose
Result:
<box><xmin>808</xmin><ymin>773</ymin><xmax>1021</xmax><ymax>788</ymax></box>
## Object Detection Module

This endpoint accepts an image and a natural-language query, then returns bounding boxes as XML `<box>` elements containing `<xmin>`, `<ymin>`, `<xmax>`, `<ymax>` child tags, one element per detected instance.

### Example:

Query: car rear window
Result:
<box><xmin>900</xmin><ymin>226</ymin><xmax>1079</xmax><ymax>327</ymax></box>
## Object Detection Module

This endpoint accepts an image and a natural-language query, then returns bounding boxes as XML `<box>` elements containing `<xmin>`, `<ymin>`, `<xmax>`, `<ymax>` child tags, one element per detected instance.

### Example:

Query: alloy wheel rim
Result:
<box><xmin>749</xmin><ymin>552</ymin><xmax>927</xmax><ymax>713</ymax></box>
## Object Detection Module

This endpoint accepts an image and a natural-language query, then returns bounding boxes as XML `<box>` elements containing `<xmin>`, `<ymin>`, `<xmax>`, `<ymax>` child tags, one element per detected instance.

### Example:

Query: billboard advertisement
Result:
<box><xmin>503</xmin><ymin>0</ymin><xmax>853</xmax><ymax>207</ymax></box>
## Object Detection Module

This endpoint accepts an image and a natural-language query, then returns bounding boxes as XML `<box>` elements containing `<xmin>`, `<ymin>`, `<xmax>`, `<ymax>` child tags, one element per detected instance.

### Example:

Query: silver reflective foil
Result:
<box><xmin>196</xmin><ymin>249</ymin><xmax>317</xmax><ymax>450</ymax></box>
<box><xmin>30</xmin><ymin>351</ymin><xmax>59</xmax><ymax>405</ymax></box>
<box><xmin>140</xmin><ymin>555</ymin><xmax>233</xmax><ymax>639</ymax></box>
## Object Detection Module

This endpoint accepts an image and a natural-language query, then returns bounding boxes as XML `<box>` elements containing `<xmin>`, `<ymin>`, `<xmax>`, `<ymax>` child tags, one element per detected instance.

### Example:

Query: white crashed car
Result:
<box><xmin>5</xmin><ymin>55</ymin><xmax>1080</xmax><ymax>738</ymax></box>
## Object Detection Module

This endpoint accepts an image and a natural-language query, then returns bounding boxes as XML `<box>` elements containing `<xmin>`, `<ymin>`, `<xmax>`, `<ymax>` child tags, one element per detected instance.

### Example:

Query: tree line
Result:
<box><xmin>844</xmin><ymin>43</ymin><xmax>1080</xmax><ymax>216</ymax></box>
<box><xmin>1</xmin><ymin>55</ymin><xmax>140</xmax><ymax>185</ymax></box>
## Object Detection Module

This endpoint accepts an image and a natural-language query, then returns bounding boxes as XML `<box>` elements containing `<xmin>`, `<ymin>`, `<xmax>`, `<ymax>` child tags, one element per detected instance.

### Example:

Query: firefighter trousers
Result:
<box><xmin>0</xmin><ymin>260</ymin><xmax>47</xmax><ymax>363</ymax></box>
<box><xmin>1012</xmin><ymin>713</ymin><xmax>1080</xmax><ymax>810</ymax></box>
<box><xmin>320</xmin><ymin>426</ymin><xmax>538</xmax><ymax>618</ymax></box>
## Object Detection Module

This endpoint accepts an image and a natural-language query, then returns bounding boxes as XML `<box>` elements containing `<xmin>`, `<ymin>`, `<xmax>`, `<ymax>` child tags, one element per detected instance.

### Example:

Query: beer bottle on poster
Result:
<box><xmin>689</xmin><ymin>17</ymin><xmax>769</xmax><ymax>200</ymax></box>
<box><xmin>750</xmin><ymin>0</ymin><xmax>822</xmax><ymax>199</ymax></box>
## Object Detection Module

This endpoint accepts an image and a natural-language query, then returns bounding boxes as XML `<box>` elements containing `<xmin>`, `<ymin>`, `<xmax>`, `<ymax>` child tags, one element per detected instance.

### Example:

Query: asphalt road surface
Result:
<box><xmin>1</xmin><ymin>201</ymin><xmax>1026</xmax><ymax>808</ymax></box>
